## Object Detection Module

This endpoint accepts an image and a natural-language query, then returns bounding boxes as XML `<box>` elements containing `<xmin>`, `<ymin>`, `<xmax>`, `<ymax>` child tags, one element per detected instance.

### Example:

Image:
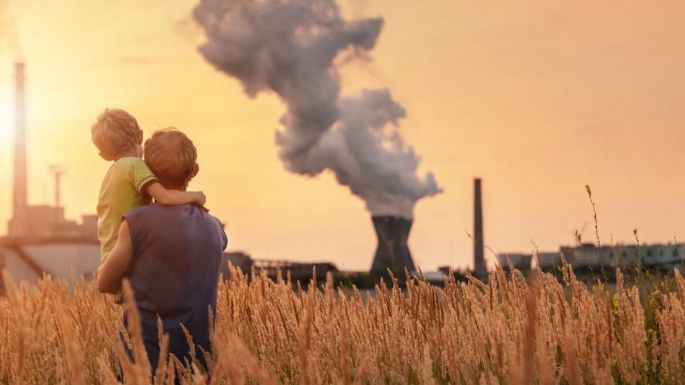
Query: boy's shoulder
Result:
<box><xmin>111</xmin><ymin>156</ymin><xmax>145</xmax><ymax>170</ymax></box>
<box><xmin>105</xmin><ymin>157</ymin><xmax>155</xmax><ymax>194</ymax></box>
<box><xmin>100</xmin><ymin>157</ymin><xmax>141</xmax><ymax>190</ymax></box>
<box><xmin>105</xmin><ymin>157</ymin><xmax>143</xmax><ymax>178</ymax></box>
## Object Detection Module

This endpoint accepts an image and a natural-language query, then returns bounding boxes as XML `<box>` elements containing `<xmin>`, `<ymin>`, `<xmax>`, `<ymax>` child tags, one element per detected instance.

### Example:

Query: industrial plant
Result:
<box><xmin>1</xmin><ymin>62</ymin><xmax>682</xmax><ymax>291</ymax></box>
<box><xmin>461</xmin><ymin>177</ymin><xmax>685</xmax><ymax>280</ymax></box>
<box><xmin>0</xmin><ymin>62</ymin><xmax>418</xmax><ymax>288</ymax></box>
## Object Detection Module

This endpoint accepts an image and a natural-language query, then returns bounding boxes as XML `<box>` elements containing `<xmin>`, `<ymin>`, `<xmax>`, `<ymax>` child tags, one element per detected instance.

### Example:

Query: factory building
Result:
<box><xmin>252</xmin><ymin>259</ymin><xmax>338</xmax><ymax>282</ymax></box>
<box><xmin>495</xmin><ymin>253</ymin><xmax>533</xmax><ymax>271</ymax></box>
<box><xmin>497</xmin><ymin>243</ymin><xmax>685</xmax><ymax>274</ymax></box>
<box><xmin>560</xmin><ymin>243</ymin><xmax>685</xmax><ymax>271</ymax></box>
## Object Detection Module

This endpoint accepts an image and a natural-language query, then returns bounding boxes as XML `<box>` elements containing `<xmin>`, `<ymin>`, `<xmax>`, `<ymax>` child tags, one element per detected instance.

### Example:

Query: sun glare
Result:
<box><xmin>0</xmin><ymin>100</ymin><xmax>11</xmax><ymax>144</ymax></box>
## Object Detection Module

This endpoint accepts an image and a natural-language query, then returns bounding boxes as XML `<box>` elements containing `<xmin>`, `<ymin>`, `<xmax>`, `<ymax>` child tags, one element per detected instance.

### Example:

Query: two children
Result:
<box><xmin>91</xmin><ymin>108</ymin><xmax>205</xmax><ymax>262</ymax></box>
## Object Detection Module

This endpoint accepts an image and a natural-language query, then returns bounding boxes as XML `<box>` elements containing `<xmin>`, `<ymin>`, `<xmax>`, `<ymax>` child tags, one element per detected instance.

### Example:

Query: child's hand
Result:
<box><xmin>194</xmin><ymin>191</ymin><xmax>207</xmax><ymax>207</ymax></box>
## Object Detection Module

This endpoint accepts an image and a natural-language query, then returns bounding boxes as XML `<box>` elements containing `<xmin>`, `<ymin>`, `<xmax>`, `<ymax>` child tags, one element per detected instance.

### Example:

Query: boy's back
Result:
<box><xmin>97</xmin><ymin>156</ymin><xmax>156</xmax><ymax>261</ymax></box>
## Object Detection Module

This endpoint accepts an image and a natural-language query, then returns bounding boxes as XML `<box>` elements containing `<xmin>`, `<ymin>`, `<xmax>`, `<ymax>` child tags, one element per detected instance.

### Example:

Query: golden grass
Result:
<box><xmin>0</xmin><ymin>264</ymin><xmax>683</xmax><ymax>384</ymax></box>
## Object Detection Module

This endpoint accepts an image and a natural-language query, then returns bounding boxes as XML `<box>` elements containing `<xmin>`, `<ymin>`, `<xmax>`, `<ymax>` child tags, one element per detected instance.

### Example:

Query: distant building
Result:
<box><xmin>0</xmin><ymin>238</ymin><xmax>100</xmax><ymax>286</ymax></box>
<box><xmin>536</xmin><ymin>252</ymin><xmax>564</xmax><ymax>271</ymax></box>
<box><xmin>8</xmin><ymin>205</ymin><xmax>97</xmax><ymax>239</ymax></box>
<box><xmin>220</xmin><ymin>251</ymin><xmax>253</xmax><ymax>276</ymax></box>
<box><xmin>561</xmin><ymin>243</ymin><xmax>684</xmax><ymax>271</ymax></box>
<box><xmin>1</xmin><ymin>202</ymin><xmax>100</xmax><ymax>288</ymax></box>
<box><xmin>496</xmin><ymin>253</ymin><xmax>533</xmax><ymax>271</ymax></box>
<box><xmin>252</xmin><ymin>259</ymin><xmax>338</xmax><ymax>282</ymax></box>
<box><xmin>496</xmin><ymin>243</ymin><xmax>685</xmax><ymax>275</ymax></box>
<box><xmin>421</xmin><ymin>270</ymin><xmax>448</xmax><ymax>284</ymax></box>
<box><xmin>496</xmin><ymin>252</ymin><xmax>565</xmax><ymax>272</ymax></box>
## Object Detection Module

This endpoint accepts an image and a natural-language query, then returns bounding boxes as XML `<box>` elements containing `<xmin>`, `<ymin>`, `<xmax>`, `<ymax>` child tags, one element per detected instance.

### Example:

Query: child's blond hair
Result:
<box><xmin>91</xmin><ymin>108</ymin><xmax>142</xmax><ymax>158</ymax></box>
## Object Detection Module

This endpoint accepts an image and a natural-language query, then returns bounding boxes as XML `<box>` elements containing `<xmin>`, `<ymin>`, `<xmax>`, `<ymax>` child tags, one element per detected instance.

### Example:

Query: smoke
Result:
<box><xmin>193</xmin><ymin>0</ymin><xmax>441</xmax><ymax>219</ymax></box>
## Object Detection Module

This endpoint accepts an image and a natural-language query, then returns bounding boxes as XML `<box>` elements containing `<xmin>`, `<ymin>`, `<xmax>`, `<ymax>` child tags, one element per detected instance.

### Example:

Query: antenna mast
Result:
<box><xmin>49</xmin><ymin>164</ymin><xmax>66</xmax><ymax>208</ymax></box>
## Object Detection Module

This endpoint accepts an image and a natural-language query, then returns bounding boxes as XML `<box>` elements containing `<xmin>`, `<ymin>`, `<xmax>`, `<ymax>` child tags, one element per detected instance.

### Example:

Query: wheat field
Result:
<box><xmin>1</xmin><ymin>264</ymin><xmax>685</xmax><ymax>385</ymax></box>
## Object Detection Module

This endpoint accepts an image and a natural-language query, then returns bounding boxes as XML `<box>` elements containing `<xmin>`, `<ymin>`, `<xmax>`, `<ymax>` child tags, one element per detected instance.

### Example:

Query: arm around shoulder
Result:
<box><xmin>145</xmin><ymin>182</ymin><xmax>206</xmax><ymax>206</ymax></box>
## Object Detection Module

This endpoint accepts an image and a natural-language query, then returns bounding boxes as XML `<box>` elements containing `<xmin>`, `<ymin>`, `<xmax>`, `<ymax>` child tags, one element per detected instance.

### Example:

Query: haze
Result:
<box><xmin>0</xmin><ymin>0</ymin><xmax>684</xmax><ymax>271</ymax></box>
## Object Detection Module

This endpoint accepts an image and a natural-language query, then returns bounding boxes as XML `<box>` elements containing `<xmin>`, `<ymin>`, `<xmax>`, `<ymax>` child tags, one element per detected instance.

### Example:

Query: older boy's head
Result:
<box><xmin>144</xmin><ymin>129</ymin><xmax>199</xmax><ymax>190</ymax></box>
<box><xmin>91</xmin><ymin>108</ymin><xmax>143</xmax><ymax>160</ymax></box>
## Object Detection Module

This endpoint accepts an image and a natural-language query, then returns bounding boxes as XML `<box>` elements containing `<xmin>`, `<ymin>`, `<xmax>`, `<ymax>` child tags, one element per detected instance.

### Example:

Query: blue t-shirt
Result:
<box><xmin>124</xmin><ymin>204</ymin><xmax>227</xmax><ymax>369</ymax></box>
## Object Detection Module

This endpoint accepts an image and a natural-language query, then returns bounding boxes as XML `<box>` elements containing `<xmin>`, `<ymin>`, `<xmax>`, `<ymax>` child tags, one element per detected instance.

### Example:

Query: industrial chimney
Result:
<box><xmin>473</xmin><ymin>178</ymin><xmax>486</xmax><ymax>278</ymax></box>
<box><xmin>370</xmin><ymin>216</ymin><xmax>416</xmax><ymax>274</ymax></box>
<box><xmin>8</xmin><ymin>62</ymin><xmax>29</xmax><ymax>237</ymax></box>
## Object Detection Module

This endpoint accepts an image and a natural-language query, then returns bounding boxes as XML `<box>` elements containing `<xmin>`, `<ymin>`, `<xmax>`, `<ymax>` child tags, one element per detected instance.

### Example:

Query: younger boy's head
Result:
<box><xmin>144</xmin><ymin>128</ymin><xmax>199</xmax><ymax>190</ymax></box>
<box><xmin>91</xmin><ymin>108</ymin><xmax>143</xmax><ymax>161</ymax></box>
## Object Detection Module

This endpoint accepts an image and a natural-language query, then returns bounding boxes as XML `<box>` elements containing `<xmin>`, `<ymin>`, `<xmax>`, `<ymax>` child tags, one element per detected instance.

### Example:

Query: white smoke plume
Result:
<box><xmin>193</xmin><ymin>0</ymin><xmax>441</xmax><ymax>219</ymax></box>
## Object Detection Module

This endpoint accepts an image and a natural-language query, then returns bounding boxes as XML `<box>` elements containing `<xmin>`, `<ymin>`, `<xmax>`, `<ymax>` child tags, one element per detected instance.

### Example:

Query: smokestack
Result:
<box><xmin>473</xmin><ymin>178</ymin><xmax>486</xmax><ymax>278</ymax></box>
<box><xmin>9</xmin><ymin>62</ymin><xmax>29</xmax><ymax>236</ymax></box>
<box><xmin>370</xmin><ymin>216</ymin><xmax>416</xmax><ymax>274</ymax></box>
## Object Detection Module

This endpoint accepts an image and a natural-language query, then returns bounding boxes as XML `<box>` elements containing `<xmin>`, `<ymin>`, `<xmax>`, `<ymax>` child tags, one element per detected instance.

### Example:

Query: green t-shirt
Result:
<box><xmin>97</xmin><ymin>157</ymin><xmax>156</xmax><ymax>261</ymax></box>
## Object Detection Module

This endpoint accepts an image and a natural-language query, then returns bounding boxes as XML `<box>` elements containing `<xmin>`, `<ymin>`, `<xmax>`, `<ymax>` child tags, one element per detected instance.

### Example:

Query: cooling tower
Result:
<box><xmin>370</xmin><ymin>216</ymin><xmax>416</xmax><ymax>274</ymax></box>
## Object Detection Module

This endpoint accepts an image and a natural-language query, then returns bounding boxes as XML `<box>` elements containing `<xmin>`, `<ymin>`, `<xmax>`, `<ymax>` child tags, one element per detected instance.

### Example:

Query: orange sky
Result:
<box><xmin>1</xmin><ymin>0</ymin><xmax>685</xmax><ymax>271</ymax></box>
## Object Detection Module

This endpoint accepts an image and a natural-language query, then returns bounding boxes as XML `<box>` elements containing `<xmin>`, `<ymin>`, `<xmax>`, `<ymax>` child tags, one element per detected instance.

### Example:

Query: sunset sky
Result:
<box><xmin>1</xmin><ymin>0</ymin><xmax>684</xmax><ymax>271</ymax></box>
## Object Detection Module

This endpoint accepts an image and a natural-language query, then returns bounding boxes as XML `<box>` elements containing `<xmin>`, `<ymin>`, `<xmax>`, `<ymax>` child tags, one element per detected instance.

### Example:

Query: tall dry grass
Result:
<box><xmin>1</xmin><ymin>264</ymin><xmax>684</xmax><ymax>384</ymax></box>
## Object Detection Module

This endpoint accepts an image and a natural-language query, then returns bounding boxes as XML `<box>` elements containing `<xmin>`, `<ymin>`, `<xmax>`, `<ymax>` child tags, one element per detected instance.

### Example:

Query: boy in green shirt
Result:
<box><xmin>91</xmin><ymin>108</ymin><xmax>205</xmax><ymax>261</ymax></box>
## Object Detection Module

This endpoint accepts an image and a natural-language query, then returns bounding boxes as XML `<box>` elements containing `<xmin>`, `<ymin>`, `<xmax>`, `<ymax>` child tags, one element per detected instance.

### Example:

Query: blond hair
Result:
<box><xmin>91</xmin><ymin>108</ymin><xmax>142</xmax><ymax>158</ymax></box>
<box><xmin>144</xmin><ymin>128</ymin><xmax>197</xmax><ymax>189</ymax></box>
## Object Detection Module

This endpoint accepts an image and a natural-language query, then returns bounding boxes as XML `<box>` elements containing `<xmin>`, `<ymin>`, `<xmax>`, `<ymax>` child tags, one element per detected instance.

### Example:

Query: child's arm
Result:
<box><xmin>97</xmin><ymin>221</ymin><xmax>133</xmax><ymax>294</ymax></box>
<box><xmin>145</xmin><ymin>182</ymin><xmax>206</xmax><ymax>206</ymax></box>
